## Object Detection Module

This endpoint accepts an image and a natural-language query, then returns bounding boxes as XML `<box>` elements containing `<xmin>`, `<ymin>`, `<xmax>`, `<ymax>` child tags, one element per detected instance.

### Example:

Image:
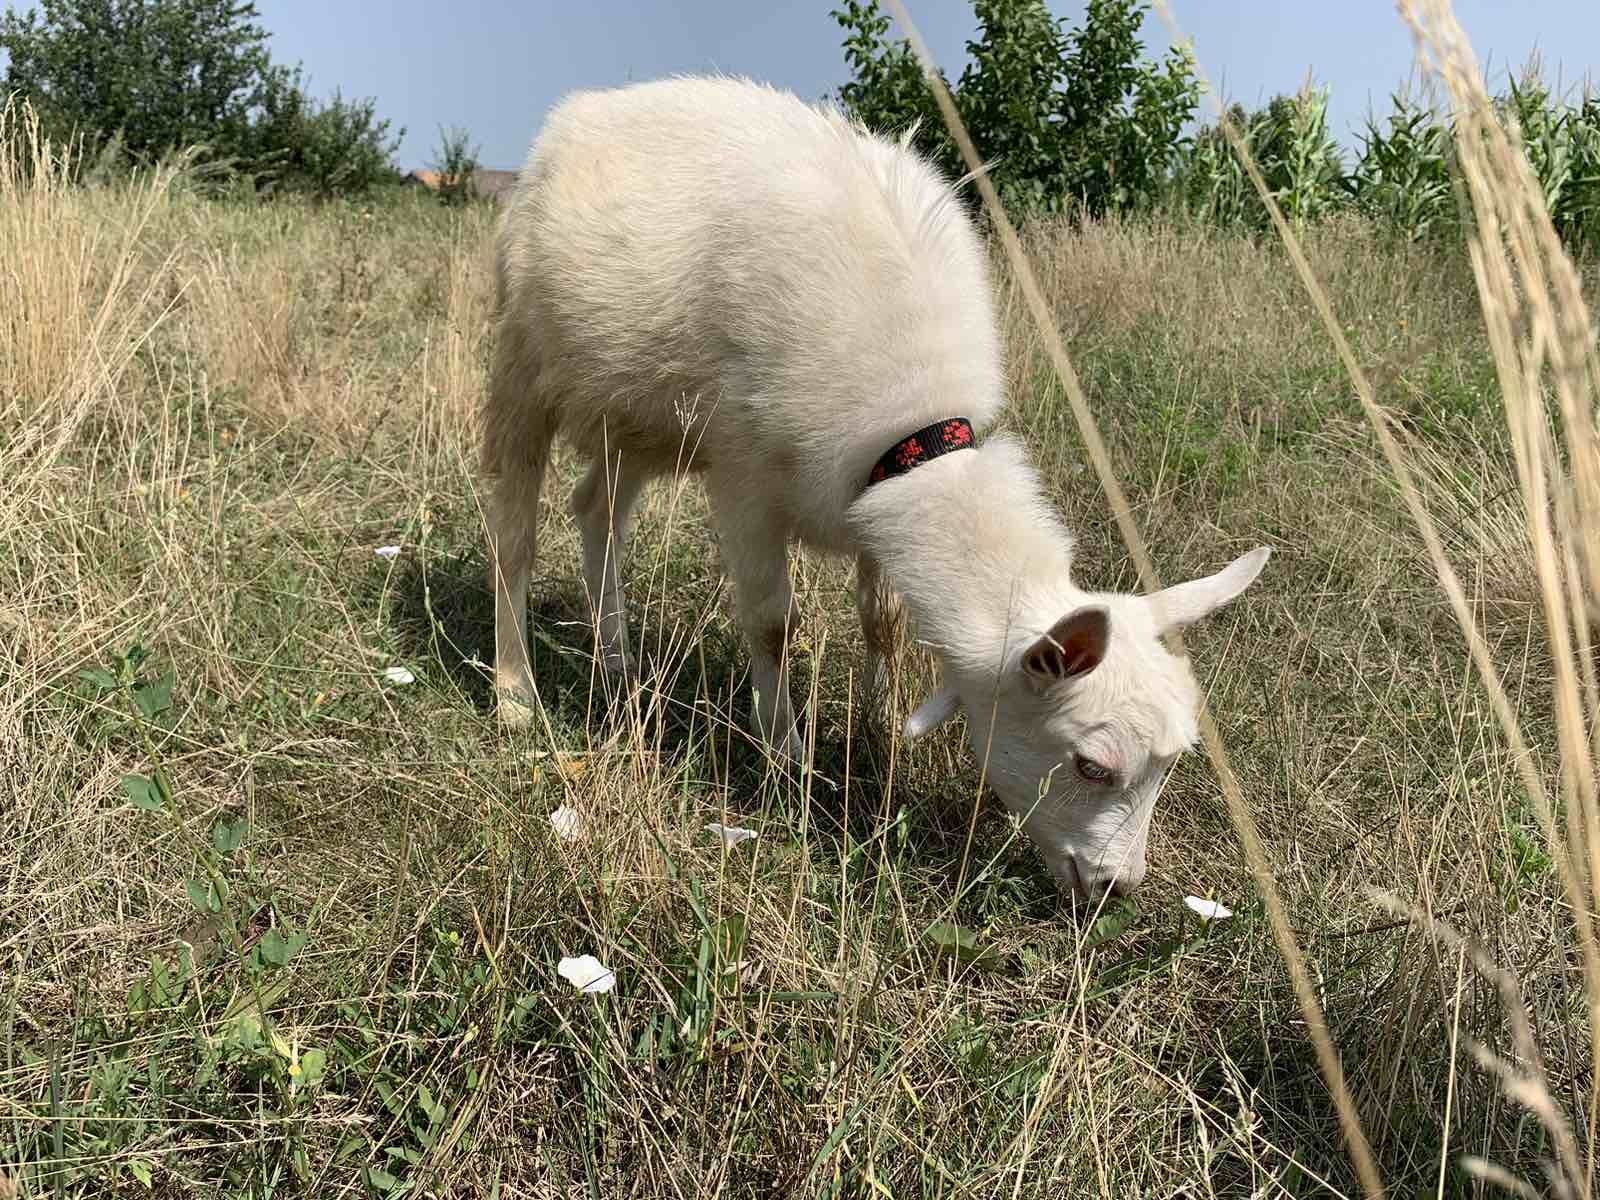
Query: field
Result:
<box><xmin>2</xmin><ymin>87</ymin><xmax>1596</xmax><ymax>1198</ymax></box>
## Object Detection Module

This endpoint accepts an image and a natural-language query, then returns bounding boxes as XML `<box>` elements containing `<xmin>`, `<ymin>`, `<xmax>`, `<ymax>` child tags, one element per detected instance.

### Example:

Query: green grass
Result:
<box><xmin>1</xmin><ymin>130</ymin><xmax>1589</xmax><ymax>1197</ymax></box>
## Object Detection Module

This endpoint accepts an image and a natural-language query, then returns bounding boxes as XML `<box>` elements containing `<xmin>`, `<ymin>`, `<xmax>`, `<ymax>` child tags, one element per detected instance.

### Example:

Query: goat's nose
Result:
<box><xmin>1109</xmin><ymin>856</ymin><xmax>1148</xmax><ymax>896</ymax></box>
<box><xmin>1105</xmin><ymin>872</ymin><xmax>1138</xmax><ymax>898</ymax></box>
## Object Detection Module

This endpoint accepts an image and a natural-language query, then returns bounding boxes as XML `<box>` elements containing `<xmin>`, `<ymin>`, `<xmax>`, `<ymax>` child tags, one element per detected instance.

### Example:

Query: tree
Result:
<box><xmin>245</xmin><ymin>68</ymin><xmax>401</xmax><ymax>197</ymax></box>
<box><xmin>0</xmin><ymin>0</ymin><xmax>400</xmax><ymax>194</ymax></box>
<box><xmin>834</xmin><ymin>0</ymin><xmax>949</xmax><ymax>174</ymax></box>
<box><xmin>831</xmin><ymin>0</ymin><xmax>1200</xmax><ymax>217</ymax></box>
<box><xmin>2</xmin><ymin>0</ymin><xmax>275</xmax><ymax>160</ymax></box>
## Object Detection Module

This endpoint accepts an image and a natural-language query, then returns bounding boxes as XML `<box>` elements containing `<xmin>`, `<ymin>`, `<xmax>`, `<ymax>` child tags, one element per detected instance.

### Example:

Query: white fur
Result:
<box><xmin>481</xmin><ymin>75</ymin><xmax>1270</xmax><ymax>898</ymax></box>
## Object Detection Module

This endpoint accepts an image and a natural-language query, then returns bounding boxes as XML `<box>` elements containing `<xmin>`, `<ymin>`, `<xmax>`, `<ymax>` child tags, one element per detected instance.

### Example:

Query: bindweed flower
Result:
<box><xmin>375</xmin><ymin>545</ymin><xmax>402</xmax><ymax>560</ymax></box>
<box><xmin>557</xmin><ymin>954</ymin><xmax>615</xmax><ymax>994</ymax></box>
<box><xmin>705</xmin><ymin>822</ymin><xmax>758</xmax><ymax>848</ymax></box>
<box><xmin>549</xmin><ymin>805</ymin><xmax>582</xmax><ymax>841</ymax></box>
<box><xmin>382</xmin><ymin>666</ymin><xmax>415</xmax><ymax>685</ymax></box>
<box><xmin>1184</xmin><ymin>896</ymin><xmax>1234</xmax><ymax>922</ymax></box>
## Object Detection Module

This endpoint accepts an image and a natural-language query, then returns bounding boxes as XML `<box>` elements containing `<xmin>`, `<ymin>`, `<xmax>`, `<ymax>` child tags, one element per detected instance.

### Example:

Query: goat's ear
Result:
<box><xmin>1021</xmin><ymin>606</ymin><xmax>1109</xmax><ymax>687</ymax></box>
<box><xmin>1145</xmin><ymin>546</ymin><xmax>1271</xmax><ymax>635</ymax></box>
<box><xmin>904</xmin><ymin>686</ymin><xmax>961</xmax><ymax>740</ymax></box>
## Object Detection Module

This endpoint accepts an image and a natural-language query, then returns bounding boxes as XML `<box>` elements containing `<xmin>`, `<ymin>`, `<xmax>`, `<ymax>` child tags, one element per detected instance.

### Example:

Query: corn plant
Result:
<box><xmin>1351</xmin><ymin>92</ymin><xmax>1459</xmax><ymax>242</ymax></box>
<box><xmin>1565</xmin><ymin>92</ymin><xmax>1600</xmax><ymax>253</ymax></box>
<box><xmin>1176</xmin><ymin>68</ymin><xmax>1600</xmax><ymax>255</ymax></box>
<box><xmin>1177</xmin><ymin>85</ymin><xmax>1349</xmax><ymax>231</ymax></box>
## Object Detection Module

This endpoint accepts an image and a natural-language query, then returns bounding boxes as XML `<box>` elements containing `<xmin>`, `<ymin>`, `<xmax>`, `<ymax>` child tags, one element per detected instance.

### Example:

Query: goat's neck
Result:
<box><xmin>853</xmin><ymin>437</ymin><xmax>1078</xmax><ymax>685</ymax></box>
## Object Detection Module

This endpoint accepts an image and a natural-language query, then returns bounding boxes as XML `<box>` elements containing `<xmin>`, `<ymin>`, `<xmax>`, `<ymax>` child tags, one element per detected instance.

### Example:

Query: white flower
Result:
<box><xmin>705</xmin><ymin>822</ymin><xmax>758</xmax><ymax>848</ymax></box>
<box><xmin>549</xmin><ymin>805</ymin><xmax>582</xmax><ymax>841</ymax></box>
<box><xmin>375</xmin><ymin>545</ymin><xmax>402</xmax><ymax>560</ymax></box>
<box><xmin>382</xmin><ymin>666</ymin><xmax>415</xmax><ymax>685</ymax></box>
<box><xmin>1184</xmin><ymin>896</ymin><xmax>1234</xmax><ymax>922</ymax></box>
<box><xmin>557</xmin><ymin>954</ymin><xmax>615</xmax><ymax>994</ymax></box>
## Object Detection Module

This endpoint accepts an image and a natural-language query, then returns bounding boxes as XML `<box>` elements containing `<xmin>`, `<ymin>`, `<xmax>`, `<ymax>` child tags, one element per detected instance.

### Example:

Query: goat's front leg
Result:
<box><xmin>855</xmin><ymin>551</ymin><xmax>906</xmax><ymax>708</ymax></box>
<box><xmin>707</xmin><ymin>482</ymin><xmax>803</xmax><ymax>761</ymax></box>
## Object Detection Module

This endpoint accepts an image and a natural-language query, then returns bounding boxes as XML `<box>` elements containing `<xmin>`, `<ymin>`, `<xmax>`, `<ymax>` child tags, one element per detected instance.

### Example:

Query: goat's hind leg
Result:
<box><xmin>571</xmin><ymin>449</ymin><xmax>651</xmax><ymax>682</ymax></box>
<box><xmin>487</xmin><ymin>427</ymin><xmax>553</xmax><ymax>728</ymax></box>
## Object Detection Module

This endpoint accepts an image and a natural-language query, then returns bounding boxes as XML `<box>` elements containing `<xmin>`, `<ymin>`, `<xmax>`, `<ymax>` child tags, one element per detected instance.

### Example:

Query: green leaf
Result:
<box><xmin>120</xmin><ymin>773</ymin><xmax>165</xmax><ymax>812</ymax></box>
<box><xmin>1083</xmin><ymin>898</ymin><xmax>1140</xmax><ymax>949</ymax></box>
<box><xmin>133</xmin><ymin>671</ymin><xmax>174</xmax><ymax>719</ymax></box>
<box><xmin>366</xmin><ymin>1165</ymin><xmax>399</xmax><ymax>1192</ymax></box>
<box><xmin>511</xmin><ymin>991</ymin><xmax>538</xmax><ymax>1027</ymax></box>
<box><xmin>925</xmin><ymin>921</ymin><xmax>1005</xmax><ymax>971</ymax></box>
<box><xmin>714</xmin><ymin>913</ymin><xmax>749</xmax><ymax>972</ymax></box>
<box><xmin>212</xmin><ymin>816</ymin><xmax>249</xmax><ymax>855</ymax></box>
<box><xmin>128</xmin><ymin>1157</ymin><xmax>153</xmax><ymax>1188</ymax></box>
<box><xmin>259</xmin><ymin>927</ymin><xmax>294</xmax><ymax>967</ymax></box>
<box><xmin>79</xmin><ymin>666</ymin><xmax>119</xmax><ymax>692</ymax></box>
<box><xmin>374</xmin><ymin>1078</ymin><xmax>403</xmax><ymax>1115</ymax></box>
<box><xmin>186</xmin><ymin>879</ymin><xmax>211</xmax><ymax>912</ymax></box>
<box><xmin>999</xmin><ymin>1052</ymin><xmax>1050</xmax><ymax>1101</ymax></box>
<box><xmin>298</xmin><ymin>1047</ymin><xmax>327</xmax><ymax>1085</ymax></box>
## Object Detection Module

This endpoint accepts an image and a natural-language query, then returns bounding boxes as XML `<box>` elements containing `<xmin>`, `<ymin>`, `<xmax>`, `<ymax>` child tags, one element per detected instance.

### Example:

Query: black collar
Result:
<box><xmin>864</xmin><ymin>417</ymin><xmax>976</xmax><ymax>489</ymax></box>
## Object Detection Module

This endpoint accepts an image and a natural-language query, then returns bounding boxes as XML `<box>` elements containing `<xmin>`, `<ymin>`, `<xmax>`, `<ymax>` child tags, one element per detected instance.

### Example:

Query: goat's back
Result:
<box><xmin>494</xmin><ymin>75</ymin><xmax>1004</xmax><ymax>541</ymax></box>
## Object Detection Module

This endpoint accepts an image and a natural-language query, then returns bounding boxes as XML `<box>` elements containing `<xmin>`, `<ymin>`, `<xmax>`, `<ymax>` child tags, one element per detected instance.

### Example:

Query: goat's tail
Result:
<box><xmin>481</xmin><ymin>296</ymin><xmax>560</xmax><ymax>481</ymax></box>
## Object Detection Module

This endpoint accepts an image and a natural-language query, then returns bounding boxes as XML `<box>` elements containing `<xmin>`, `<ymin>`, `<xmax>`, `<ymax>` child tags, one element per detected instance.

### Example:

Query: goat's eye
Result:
<box><xmin>1075</xmin><ymin>754</ymin><xmax>1111</xmax><ymax>783</ymax></box>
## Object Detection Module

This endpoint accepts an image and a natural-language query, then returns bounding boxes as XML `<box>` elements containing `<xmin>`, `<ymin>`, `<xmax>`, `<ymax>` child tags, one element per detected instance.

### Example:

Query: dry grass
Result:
<box><xmin>1</xmin><ymin>10</ymin><xmax>1597</xmax><ymax>1191</ymax></box>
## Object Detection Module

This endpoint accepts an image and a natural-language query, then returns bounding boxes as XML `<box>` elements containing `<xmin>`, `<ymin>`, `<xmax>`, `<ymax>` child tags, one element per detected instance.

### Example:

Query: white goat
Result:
<box><xmin>483</xmin><ymin>76</ymin><xmax>1269</xmax><ymax>898</ymax></box>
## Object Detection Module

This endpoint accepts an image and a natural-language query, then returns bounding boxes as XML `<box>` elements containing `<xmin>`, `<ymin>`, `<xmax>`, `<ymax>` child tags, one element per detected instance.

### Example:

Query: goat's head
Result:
<box><xmin>907</xmin><ymin>547</ymin><xmax>1270</xmax><ymax>900</ymax></box>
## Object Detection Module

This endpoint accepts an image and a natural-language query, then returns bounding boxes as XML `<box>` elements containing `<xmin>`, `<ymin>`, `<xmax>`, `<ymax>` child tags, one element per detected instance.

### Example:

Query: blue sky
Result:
<box><xmin>246</xmin><ymin>0</ymin><xmax>1600</xmax><ymax>170</ymax></box>
<box><xmin>8</xmin><ymin>2</ymin><xmax>1600</xmax><ymax>170</ymax></box>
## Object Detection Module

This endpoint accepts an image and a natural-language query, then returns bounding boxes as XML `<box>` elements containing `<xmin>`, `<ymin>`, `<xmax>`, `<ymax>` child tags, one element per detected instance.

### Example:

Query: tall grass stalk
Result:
<box><xmin>1</xmin><ymin>95</ymin><xmax>185</xmax><ymax>466</ymax></box>
<box><xmin>881</xmin><ymin>1</ymin><xmax>1389</xmax><ymax>1196</ymax></box>
<box><xmin>1400</xmin><ymin>4</ymin><xmax>1600</xmax><ymax>1193</ymax></box>
<box><xmin>1162</xmin><ymin>0</ymin><xmax>1600</xmax><ymax>1192</ymax></box>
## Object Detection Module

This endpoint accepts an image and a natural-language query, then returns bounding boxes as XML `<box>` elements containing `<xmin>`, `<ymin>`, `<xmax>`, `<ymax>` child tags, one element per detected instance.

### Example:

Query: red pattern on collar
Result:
<box><xmin>865</xmin><ymin>418</ymin><xmax>975</xmax><ymax>489</ymax></box>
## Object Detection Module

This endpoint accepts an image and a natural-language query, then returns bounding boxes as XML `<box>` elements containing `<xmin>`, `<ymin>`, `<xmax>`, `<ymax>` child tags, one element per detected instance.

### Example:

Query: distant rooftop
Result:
<box><xmin>400</xmin><ymin>167</ymin><xmax>519</xmax><ymax>200</ymax></box>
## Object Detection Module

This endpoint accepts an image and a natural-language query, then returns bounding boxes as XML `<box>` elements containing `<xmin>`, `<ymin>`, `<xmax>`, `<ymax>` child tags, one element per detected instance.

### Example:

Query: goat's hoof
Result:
<box><xmin>598</xmin><ymin>648</ymin><xmax>636</xmax><ymax>684</ymax></box>
<box><xmin>495</xmin><ymin>686</ymin><xmax>539</xmax><ymax>729</ymax></box>
<box><xmin>762</xmin><ymin>726</ymin><xmax>805</xmax><ymax>767</ymax></box>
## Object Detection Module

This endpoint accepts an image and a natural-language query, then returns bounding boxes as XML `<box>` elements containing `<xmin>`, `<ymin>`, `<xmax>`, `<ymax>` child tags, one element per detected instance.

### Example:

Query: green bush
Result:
<box><xmin>246</xmin><ymin>69</ymin><xmax>402</xmax><ymax>199</ymax></box>
<box><xmin>831</xmin><ymin>0</ymin><xmax>1200</xmax><ymax>217</ymax></box>
<box><xmin>0</xmin><ymin>0</ymin><xmax>401</xmax><ymax>197</ymax></box>
<box><xmin>832</xmin><ymin>4</ymin><xmax>1600</xmax><ymax>255</ymax></box>
<box><xmin>429</xmin><ymin>124</ymin><xmax>481</xmax><ymax>207</ymax></box>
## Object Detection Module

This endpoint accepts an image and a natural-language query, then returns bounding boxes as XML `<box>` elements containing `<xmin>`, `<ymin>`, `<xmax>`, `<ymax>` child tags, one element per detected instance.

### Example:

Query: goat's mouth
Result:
<box><xmin>1050</xmin><ymin>851</ymin><xmax>1140</xmax><ymax>902</ymax></box>
<box><xmin>1052</xmin><ymin>854</ymin><xmax>1094</xmax><ymax>900</ymax></box>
